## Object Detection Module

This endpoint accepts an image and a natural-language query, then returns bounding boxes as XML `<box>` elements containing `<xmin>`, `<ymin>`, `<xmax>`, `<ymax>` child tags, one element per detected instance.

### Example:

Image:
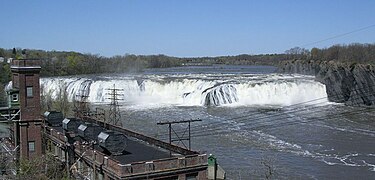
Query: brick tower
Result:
<box><xmin>10</xmin><ymin>59</ymin><xmax>42</xmax><ymax>159</ymax></box>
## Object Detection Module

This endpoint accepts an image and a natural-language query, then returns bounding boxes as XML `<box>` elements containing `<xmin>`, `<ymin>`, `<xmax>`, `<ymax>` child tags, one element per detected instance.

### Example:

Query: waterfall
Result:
<box><xmin>40</xmin><ymin>74</ymin><xmax>328</xmax><ymax>107</ymax></box>
<box><xmin>202</xmin><ymin>84</ymin><xmax>239</xmax><ymax>106</ymax></box>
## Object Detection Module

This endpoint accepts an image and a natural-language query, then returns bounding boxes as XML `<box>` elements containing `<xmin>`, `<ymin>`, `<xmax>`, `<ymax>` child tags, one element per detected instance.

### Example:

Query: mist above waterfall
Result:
<box><xmin>40</xmin><ymin>73</ymin><xmax>328</xmax><ymax>107</ymax></box>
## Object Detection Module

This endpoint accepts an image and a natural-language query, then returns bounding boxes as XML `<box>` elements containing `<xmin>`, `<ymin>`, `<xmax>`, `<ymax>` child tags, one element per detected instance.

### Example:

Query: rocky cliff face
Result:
<box><xmin>279</xmin><ymin>60</ymin><xmax>375</xmax><ymax>106</ymax></box>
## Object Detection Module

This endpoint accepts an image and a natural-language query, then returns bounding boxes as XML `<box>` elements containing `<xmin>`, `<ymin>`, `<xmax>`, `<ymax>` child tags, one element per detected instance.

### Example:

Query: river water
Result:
<box><xmin>41</xmin><ymin>65</ymin><xmax>375</xmax><ymax>179</ymax></box>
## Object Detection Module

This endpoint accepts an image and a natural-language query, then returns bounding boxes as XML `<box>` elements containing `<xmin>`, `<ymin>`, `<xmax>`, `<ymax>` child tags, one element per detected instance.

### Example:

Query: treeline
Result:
<box><xmin>0</xmin><ymin>43</ymin><xmax>374</xmax><ymax>77</ymax></box>
<box><xmin>0</xmin><ymin>48</ymin><xmax>185</xmax><ymax>76</ymax></box>
<box><xmin>283</xmin><ymin>43</ymin><xmax>375</xmax><ymax>64</ymax></box>
<box><xmin>181</xmin><ymin>54</ymin><xmax>287</xmax><ymax>66</ymax></box>
<box><xmin>0</xmin><ymin>49</ymin><xmax>184</xmax><ymax>104</ymax></box>
<box><xmin>309</xmin><ymin>43</ymin><xmax>375</xmax><ymax>64</ymax></box>
<box><xmin>41</xmin><ymin>53</ymin><xmax>183</xmax><ymax>76</ymax></box>
<box><xmin>180</xmin><ymin>43</ymin><xmax>375</xmax><ymax>66</ymax></box>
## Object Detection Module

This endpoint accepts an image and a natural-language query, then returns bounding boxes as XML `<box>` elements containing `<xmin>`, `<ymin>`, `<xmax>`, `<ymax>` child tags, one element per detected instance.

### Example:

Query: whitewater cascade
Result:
<box><xmin>40</xmin><ymin>74</ymin><xmax>328</xmax><ymax>107</ymax></box>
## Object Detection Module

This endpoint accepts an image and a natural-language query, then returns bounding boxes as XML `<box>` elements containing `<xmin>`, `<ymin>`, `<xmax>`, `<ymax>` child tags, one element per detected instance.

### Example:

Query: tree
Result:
<box><xmin>40</xmin><ymin>85</ymin><xmax>54</xmax><ymax>113</ymax></box>
<box><xmin>0</xmin><ymin>63</ymin><xmax>11</xmax><ymax>84</ymax></box>
<box><xmin>285</xmin><ymin>47</ymin><xmax>310</xmax><ymax>60</ymax></box>
<box><xmin>54</xmin><ymin>81</ymin><xmax>71</xmax><ymax>117</ymax></box>
<box><xmin>0</xmin><ymin>48</ymin><xmax>5</xmax><ymax>57</ymax></box>
<box><xmin>16</xmin><ymin>155</ymin><xmax>69</xmax><ymax>179</ymax></box>
<box><xmin>324</xmin><ymin>45</ymin><xmax>340</xmax><ymax>61</ymax></box>
<box><xmin>12</xmin><ymin>48</ymin><xmax>16</xmax><ymax>58</ymax></box>
<box><xmin>0</xmin><ymin>84</ymin><xmax>5</xmax><ymax>107</ymax></box>
<box><xmin>310</xmin><ymin>47</ymin><xmax>319</xmax><ymax>60</ymax></box>
<box><xmin>21</xmin><ymin>49</ymin><xmax>27</xmax><ymax>59</ymax></box>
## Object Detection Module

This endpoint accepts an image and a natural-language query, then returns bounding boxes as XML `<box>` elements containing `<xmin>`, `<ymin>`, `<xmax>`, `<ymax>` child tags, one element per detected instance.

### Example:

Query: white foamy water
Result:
<box><xmin>39</xmin><ymin>73</ymin><xmax>328</xmax><ymax>107</ymax></box>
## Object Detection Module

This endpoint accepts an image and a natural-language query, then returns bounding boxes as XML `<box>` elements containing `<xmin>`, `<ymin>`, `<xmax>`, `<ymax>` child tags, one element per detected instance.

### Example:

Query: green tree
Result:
<box><xmin>0</xmin><ymin>48</ymin><xmax>5</xmax><ymax>57</ymax></box>
<box><xmin>0</xmin><ymin>63</ymin><xmax>11</xmax><ymax>84</ymax></box>
<box><xmin>0</xmin><ymin>84</ymin><xmax>5</xmax><ymax>106</ymax></box>
<box><xmin>12</xmin><ymin>48</ymin><xmax>16</xmax><ymax>58</ymax></box>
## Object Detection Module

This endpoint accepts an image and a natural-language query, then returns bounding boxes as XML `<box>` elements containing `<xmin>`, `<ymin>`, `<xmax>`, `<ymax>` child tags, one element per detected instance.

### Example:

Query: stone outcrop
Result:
<box><xmin>279</xmin><ymin>60</ymin><xmax>375</xmax><ymax>106</ymax></box>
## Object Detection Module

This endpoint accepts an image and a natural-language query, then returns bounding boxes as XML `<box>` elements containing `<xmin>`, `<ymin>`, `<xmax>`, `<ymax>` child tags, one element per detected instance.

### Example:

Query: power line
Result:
<box><xmin>187</xmin><ymin>106</ymin><xmax>375</xmax><ymax>139</ymax></box>
<box><xmin>153</xmin><ymin>95</ymin><xmax>330</xmax><ymax>137</ymax></box>
<box><xmin>188</xmin><ymin>78</ymin><xmax>374</xmax><ymax>132</ymax></box>
<box><xmin>167</xmin><ymin>96</ymin><xmax>375</xmax><ymax>140</ymax></box>
<box><xmin>155</xmin><ymin>94</ymin><xmax>363</xmax><ymax>138</ymax></box>
<box><xmin>154</xmin><ymin>85</ymin><xmax>375</xmax><ymax>140</ymax></box>
<box><xmin>187</xmin><ymin>97</ymin><xmax>375</xmax><ymax>139</ymax></box>
<box><xmin>186</xmin><ymin>96</ymin><xmax>375</xmax><ymax>139</ymax></box>
<box><xmin>300</xmin><ymin>23</ymin><xmax>375</xmax><ymax>48</ymax></box>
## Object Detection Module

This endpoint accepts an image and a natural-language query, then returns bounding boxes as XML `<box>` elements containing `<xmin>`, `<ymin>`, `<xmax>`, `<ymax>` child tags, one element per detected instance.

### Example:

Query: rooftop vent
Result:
<box><xmin>98</xmin><ymin>131</ymin><xmax>127</xmax><ymax>155</ymax></box>
<box><xmin>43</xmin><ymin>111</ymin><xmax>64</xmax><ymax>127</ymax></box>
<box><xmin>62</xmin><ymin>118</ymin><xmax>81</xmax><ymax>133</ymax></box>
<box><xmin>78</xmin><ymin>123</ymin><xmax>103</xmax><ymax>141</ymax></box>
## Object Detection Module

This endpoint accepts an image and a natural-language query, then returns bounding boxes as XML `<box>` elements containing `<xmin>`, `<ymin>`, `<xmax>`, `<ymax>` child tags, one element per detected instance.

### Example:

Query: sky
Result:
<box><xmin>0</xmin><ymin>0</ymin><xmax>374</xmax><ymax>57</ymax></box>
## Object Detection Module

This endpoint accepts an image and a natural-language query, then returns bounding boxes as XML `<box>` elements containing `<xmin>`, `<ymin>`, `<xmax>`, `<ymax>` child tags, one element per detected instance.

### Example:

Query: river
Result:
<box><xmin>41</xmin><ymin>65</ymin><xmax>375</xmax><ymax>179</ymax></box>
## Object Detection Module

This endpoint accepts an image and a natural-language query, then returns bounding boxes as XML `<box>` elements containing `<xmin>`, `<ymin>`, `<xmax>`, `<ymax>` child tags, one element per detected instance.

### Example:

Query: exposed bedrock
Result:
<box><xmin>279</xmin><ymin>60</ymin><xmax>375</xmax><ymax>106</ymax></box>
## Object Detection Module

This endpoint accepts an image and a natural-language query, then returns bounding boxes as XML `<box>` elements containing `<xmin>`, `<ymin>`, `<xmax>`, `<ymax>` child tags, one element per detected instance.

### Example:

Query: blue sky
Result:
<box><xmin>0</xmin><ymin>0</ymin><xmax>374</xmax><ymax>57</ymax></box>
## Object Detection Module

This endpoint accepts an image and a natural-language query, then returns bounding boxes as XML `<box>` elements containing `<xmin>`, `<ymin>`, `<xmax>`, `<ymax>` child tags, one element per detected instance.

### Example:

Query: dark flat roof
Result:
<box><xmin>112</xmin><ymin>137</ymin><xmax>170</xmax><ymax>164</ymax></box>
<box><xmin>52</xmin><ymin>120</ymin><xmax>170</xmax><ymax>164</ymax></box>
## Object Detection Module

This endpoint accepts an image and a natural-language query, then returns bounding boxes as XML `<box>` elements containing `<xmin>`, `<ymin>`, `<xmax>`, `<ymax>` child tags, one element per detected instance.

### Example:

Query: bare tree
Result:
<box><xmin>40</xmin><ymin>84</ymin><xmax>54</xmax><ymax>113</ymax></box>
<box><xmin>54</xmin><ymin>81</ymin><xmax>71</xmax><ymax>117</ymax></box>
<box><xmin>15</xmin><ymin>154</ymin><xmax>69</xmax><ymax>179</ymax></box>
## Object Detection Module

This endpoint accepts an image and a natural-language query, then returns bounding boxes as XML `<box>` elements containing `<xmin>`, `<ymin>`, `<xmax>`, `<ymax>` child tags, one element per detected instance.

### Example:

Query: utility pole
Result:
<box><xmin>106</xmin><ymin>84</ymin><xmax>124</xmax><ymax>127</ymax></box>
<box><xmin>94</xmin><ymin>108</ymin><xmax>106</xmax><ymax>123</ymax></box>
<box><xmin>74</xmin><ymin>89</ymin><xmax>90</xmax><ymax>120</ymax></box>
<box><xmin>157</xmin><ymin>119</ymin><xmax>202</xmax><ymax>156</ymax></box>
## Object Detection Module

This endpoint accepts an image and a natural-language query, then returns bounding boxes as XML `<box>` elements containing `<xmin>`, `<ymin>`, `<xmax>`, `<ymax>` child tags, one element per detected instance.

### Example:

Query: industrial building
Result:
<box><xmin>0</xmin><ymin>59</ymin><xmax>225</xmax><ymax>179</ymax></box>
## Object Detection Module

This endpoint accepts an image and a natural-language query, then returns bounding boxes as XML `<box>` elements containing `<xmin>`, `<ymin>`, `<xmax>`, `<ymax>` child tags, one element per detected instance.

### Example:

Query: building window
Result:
<box><xmin>28</xmin><ymin>141</ymin><xmax>35</xmax><ymax>152</ymax></box>
<box><xmin>12</xmin><ymin>94</ymin><xmax>18</xmax><ymax>101</ymax></box>
<box><xmin>26</xmin><ymin>86</ymin><xmax>33</xmax><ymax>97</ymax></box>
